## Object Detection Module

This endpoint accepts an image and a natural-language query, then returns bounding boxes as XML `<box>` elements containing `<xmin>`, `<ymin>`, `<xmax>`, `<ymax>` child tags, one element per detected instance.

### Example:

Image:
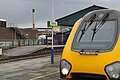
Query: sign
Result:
<box><xmin>47</xmin><ymin>21</ymin><xmax>57</xmax><ymax>27</ymax></box>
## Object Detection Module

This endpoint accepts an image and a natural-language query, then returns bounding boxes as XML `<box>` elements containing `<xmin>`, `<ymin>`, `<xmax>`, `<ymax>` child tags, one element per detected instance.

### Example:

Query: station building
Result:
<box><xmin>56</xmin><ymin>5</ymin><xmax>107</xmax><ymax>27</ymax></box>
<box><xmin>55</xmin><ymin>5</ymin><xmax>107</xmax><ymax>44</ymax></box>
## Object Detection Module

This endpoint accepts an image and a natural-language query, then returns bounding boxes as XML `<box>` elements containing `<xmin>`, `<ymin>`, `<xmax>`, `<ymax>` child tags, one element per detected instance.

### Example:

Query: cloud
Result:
<box><xmin>0</xmin><ymin>0</ymin><xmax>52</xmax><ymax>27</ymax></box>
<box><xmin>1</xmin><ymin>0</ymin><xmax>120</xmax><ymax>28</ymax></box>
<box><xmin>18</xmin><ymin>20</ymin><xmax>47</xmax><ymax>28</ymax></box>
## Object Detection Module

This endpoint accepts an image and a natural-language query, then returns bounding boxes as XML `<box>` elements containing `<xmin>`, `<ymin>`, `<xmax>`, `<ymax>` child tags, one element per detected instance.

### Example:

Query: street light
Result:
<box><xmin>51</xmin><ymin>0</ymin><xmax>54</xmax><ymax>64</ymax></box>
<box><xmin>32</xmin><ymin>9</ymin><xmax>35</xmax><ymax>29</ymax></box>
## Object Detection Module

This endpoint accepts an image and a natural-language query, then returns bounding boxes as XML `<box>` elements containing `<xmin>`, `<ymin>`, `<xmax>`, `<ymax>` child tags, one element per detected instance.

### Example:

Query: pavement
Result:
<box><xmin>0</xmin><ymin>55</ymin><xmax>61</xmax><ymax>80</ymax></box>
<box><xmin>3</xmin><ymin>45</ymin><xmax>64</xmax><ymax>57</ymax></box>
<box><xmin>4</xmin><ymin>45</ymin><xmax>47</xmax><ymax>56</ymax></box>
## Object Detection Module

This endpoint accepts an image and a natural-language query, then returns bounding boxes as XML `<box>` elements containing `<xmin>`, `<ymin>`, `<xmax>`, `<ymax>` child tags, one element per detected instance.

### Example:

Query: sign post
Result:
<box><xmin>51</xmin><ymin>27</ymin><xmax>54</xmax><ymax>64</ymax></box>
<box><xmin>47</xmin><ymin>21</ymin><xmax>57</xmax><ymax>64</ymax></box>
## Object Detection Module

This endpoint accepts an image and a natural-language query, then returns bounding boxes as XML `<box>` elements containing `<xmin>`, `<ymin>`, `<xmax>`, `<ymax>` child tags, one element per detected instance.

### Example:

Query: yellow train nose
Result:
<box><xmin>60</xmin><ymin>9</ymin><xmax>120</xmax><ymax>80</ymax></box>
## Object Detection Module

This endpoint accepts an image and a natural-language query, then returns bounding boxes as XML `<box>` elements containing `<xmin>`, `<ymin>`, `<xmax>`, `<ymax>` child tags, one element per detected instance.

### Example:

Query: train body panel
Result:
<box><xmin>60</xmin><ymin>9</ymin><xmax>120</xmax><ymax>80</ymax></box>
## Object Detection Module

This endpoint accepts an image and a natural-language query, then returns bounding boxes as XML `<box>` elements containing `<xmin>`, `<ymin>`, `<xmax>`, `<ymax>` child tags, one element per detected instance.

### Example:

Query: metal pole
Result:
<box><xmin>51</xmin><ymin>0</ymin><xmax>54</xmax><ymax>64</ymax></box>
<box><xmin>14</xmin><ymin>26</ymin><xmax>16</xmax><ymax>47</ymax></box>
<box><xmin>51</xmin><ymin>27</ymin><xmax>54</xmax><ymax>64</ymax></box>
<box><xmin>62</xmin><ymin>28</ymin><xmax>63</xmax><ymax>45</ymax></box>
<box><xmin>14</xmin><ymin>26</ymin><xmax>16</xmax><ymax>41</ymax></box>
<box><xmin>32</xmin><ymin>9</ymin><xmax>35</xmax><ymax>29</ymax></box>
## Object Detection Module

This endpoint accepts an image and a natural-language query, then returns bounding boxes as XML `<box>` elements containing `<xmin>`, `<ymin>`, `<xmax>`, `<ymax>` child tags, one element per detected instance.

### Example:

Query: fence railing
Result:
<box><xmin>0</xmin><ymin>39</ymin><xmax>46</xmax><ymax>49</ymax></box>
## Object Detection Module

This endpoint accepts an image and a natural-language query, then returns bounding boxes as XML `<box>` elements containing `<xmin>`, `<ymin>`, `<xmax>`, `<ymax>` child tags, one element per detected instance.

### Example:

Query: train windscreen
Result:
<box><xmin>72</xmin><ymin>20</ymin><xmax>117</xmax><ymax>52</ymax></box>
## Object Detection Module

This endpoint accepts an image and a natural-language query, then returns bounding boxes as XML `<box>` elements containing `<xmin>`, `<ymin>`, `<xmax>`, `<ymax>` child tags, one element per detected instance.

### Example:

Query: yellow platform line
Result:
<box><xmin>30</xmin><ymin>71</ymin><xmax>59</xmax><ymax>80</ymax></box>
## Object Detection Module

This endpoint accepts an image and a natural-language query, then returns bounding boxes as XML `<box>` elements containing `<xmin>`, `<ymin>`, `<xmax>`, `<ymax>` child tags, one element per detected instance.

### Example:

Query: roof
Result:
<box><xmin>55</xmin><ymin>5</ymin><xmax>107</xmax><ymax>27</ymax></box>
<box><xmin>0</xmin><ymin>19</ymin><xmax>6</xmax><ymax>21</ymax></box>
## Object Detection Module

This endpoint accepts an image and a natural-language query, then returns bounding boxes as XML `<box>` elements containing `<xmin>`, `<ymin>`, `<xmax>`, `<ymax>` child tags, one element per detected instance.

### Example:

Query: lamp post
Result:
<box><xmin>51</xmin><ymin>0</ymin><xmax>54</xmax><ymax>64</ymax></box>
<box><xmin>32</xmin><ymin>9</ymin><xmax>35</xmax><ymax>29</ymax></box>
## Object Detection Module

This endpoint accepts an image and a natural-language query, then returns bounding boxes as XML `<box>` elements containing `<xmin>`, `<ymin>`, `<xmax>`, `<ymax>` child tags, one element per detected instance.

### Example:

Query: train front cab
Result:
<box><xmin>59</xmin><ymin>9</ymin><xmax>120</xmax><ymax>80</ymax></box>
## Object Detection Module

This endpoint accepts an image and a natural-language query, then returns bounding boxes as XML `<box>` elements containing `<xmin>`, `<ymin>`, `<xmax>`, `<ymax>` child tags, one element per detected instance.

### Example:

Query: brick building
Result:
<box><xmin>19</xmin><ymin>28</ymin><xmax>38</xmax><ymax>39</ymax></box>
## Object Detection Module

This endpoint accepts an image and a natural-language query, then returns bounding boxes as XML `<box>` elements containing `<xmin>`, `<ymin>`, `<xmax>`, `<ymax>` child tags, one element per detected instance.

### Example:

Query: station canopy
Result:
<box><xmin>55</xmin><ymin>5</ymin><xmax>107</xmax><ymax>27</ymax></box>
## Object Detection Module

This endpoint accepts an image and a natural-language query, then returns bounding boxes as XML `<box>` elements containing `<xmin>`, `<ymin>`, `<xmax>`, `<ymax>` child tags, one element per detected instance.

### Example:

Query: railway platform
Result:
<box><xmin>0</xmin><ymin>55</ymin><xmax>60</xmax><ymax>80</ymax></box>
<box><xmin>3</xmin><ymin>45</ymin><xmax>64</xmax><ymax>57</ymax></box>
<box><xmin>0</xmin><ymin>45</ymin><xmax>64</xmax><ymax>80</ymax></box>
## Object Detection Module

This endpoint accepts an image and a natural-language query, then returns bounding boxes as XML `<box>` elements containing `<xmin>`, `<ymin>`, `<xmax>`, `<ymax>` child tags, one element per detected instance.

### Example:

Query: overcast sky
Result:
<box><xmin>0</xmin><ymin>0</ymin><xmax>120</xmax><ymax>28</ymax></box>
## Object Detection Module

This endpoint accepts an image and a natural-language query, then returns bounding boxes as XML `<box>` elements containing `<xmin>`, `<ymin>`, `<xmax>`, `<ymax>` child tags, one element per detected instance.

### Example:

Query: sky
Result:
<box><xmin>0</xmin><ymin>0</ymin><xmax>120</xmax><ymax>28</ymax></box>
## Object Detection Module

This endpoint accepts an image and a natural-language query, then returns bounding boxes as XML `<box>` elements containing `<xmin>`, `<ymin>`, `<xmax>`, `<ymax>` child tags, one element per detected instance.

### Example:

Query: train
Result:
<box><xmin>59</xmin><ymin>9</ymin><xmax>120</xmax><ymax>80</ymax></box>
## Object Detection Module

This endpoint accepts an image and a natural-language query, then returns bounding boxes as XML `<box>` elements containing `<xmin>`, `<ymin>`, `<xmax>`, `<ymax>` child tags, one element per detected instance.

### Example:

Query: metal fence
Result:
<box><xmin>0</xmin><ymin>39</ymin><xmax>45</xmax><ymax>49</ymax></box>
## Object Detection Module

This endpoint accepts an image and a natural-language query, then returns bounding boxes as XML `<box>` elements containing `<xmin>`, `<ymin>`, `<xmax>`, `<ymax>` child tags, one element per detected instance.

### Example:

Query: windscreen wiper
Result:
<box><xmin>91</xmin><ymin>13</ymin><xmax>109</xmax><ymax>41</ymax></box>
<box><xmin>79</xmin><ymin>14</ymin><xmax>96</xmax><ymax>41</ymax></box>
<box><xmin>91</xmin><ymin>22</ymin><xmax>98</xmax><ymax>41</ymax></box>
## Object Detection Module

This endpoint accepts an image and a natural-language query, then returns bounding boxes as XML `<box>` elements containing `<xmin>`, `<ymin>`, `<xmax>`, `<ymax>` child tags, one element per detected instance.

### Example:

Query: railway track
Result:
<box><xmin>0</xmin><ymin>47</ymin><xmax>63</xmax><ymax>64</ymax></box>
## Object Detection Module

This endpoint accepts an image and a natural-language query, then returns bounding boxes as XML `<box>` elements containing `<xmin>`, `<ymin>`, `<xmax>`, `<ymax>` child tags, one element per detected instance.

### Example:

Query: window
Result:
<box><xmin>72</xmin><ymin>20</ymin><xmax>118</xmax><ymax>52</ymax></box>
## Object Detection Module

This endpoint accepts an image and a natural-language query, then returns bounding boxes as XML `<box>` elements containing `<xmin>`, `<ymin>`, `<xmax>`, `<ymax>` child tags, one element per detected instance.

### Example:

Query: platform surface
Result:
<box><xmin>4</xmin><ymin>45</ymin><xmax>64</xmax><ymax>57</ymax></box>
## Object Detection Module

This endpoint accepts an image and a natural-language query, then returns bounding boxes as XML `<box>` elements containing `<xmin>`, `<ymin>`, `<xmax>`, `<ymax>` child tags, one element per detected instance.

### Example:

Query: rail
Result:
<box><xmin>0</xmin><ymin>46</ymin><xmax>64</xmax><ymax>63</ymax></box>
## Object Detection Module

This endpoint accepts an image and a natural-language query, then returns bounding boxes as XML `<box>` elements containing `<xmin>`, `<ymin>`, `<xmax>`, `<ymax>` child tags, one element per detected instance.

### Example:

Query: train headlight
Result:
<box><xmin>62</xmin><ymin>68</ymin><xmax>69</xmax><ymax>75</ymax></box>
<box><xmin>60</xmin><ymin>60</ymin><xmax>72</xmax><ymax>76</ymax></box>
<box><xmin>105</xmin><ymin>62</ymin><xmax>120</xmax><ymax>79</ymax></box>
